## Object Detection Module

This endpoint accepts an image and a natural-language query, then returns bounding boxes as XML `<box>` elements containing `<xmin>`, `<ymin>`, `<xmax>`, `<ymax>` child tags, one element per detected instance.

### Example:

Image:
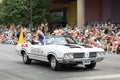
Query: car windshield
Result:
<box><xmin>45</xmin><ymin>36</ymin><xmax>77</xmax><ymax>45</ymax></box>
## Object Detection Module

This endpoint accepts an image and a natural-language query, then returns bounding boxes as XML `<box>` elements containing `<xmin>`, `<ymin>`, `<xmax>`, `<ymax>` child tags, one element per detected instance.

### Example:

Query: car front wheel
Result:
<box><xmin>85</xmin><ymin>62</ymin><xmax>96</xmax><ymax>69</ymax></box>
<box><xmin>22</xmin><ymin>52</ymin><xmax>32</xmax><ymax>64</ymax></box>
<box><xmin>49</xmin><ymin>56</ymin><xmax>61</xmax><ymax>70</ymax></box>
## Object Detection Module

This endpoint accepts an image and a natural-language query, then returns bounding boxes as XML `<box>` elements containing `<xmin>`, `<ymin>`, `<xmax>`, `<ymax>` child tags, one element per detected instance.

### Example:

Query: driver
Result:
<box><xmin>31</xmin><ymin>35</ymin><xmax>39</xmax><ymax>45</ymax></box>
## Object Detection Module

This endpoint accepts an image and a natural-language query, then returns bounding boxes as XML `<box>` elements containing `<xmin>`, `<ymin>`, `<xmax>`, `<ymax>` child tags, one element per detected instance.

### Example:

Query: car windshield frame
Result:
<box><xmin>45</xmin><ymin>35</ymin><xmax>77</xmax><ymax>45</ymax></box>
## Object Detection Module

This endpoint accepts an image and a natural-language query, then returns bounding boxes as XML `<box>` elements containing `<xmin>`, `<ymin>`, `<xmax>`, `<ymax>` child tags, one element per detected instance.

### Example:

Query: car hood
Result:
<box><xmin>47</xmin><ymin>44</ymin><xmax>104</xmax><ymax>53</ymax></box>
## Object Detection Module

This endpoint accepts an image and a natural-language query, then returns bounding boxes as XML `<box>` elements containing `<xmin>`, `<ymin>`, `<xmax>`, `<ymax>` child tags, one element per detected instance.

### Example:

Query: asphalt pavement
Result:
<box><xmin>0</xmin><ymin>44</ymin><xmax>120</xmax><ymax>80</ymax></box>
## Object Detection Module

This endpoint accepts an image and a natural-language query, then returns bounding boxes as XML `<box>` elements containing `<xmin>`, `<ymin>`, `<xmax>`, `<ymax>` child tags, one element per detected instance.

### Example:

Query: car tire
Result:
<box><xmin>22</xmin><ymin>52</ymin><xmax>32</xmax><ymax>64</ymax></box>
<box><xmin>49</xmin><ymin>56</ymin><xmax>61</xmax><ymax>71</ymax></box>
<box><xmin>85</xmin><ymin>62</ymin><xmax>96</xmax><ymax>69</ymax></box>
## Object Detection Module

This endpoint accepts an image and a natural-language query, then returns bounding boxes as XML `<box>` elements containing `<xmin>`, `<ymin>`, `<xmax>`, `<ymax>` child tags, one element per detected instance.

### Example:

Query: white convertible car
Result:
<box><xmin>16</xmin><ymin>35</ymin><xmax>105</xmax><ymax>70</ymax></box>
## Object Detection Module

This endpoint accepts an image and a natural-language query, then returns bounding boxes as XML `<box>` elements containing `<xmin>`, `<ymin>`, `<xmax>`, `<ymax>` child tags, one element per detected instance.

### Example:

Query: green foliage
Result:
<box><xmin>0</xmin><ymin>0</ymin><xmax>29</xmax><ymax>26</ymax></box>
<box><xmin>0</xmin><ymin>0</ymin><xmax>52</xmax><ymax>27</ymax></box>
<box><xmin>32</xmin><ymin>0</ymin><xmax>51</xmax><ymax>26</ymax></box>
<box><xmin>49</xmin><ymin>12</ymin><xmax>63</xmax><ymax>23</ymax></box>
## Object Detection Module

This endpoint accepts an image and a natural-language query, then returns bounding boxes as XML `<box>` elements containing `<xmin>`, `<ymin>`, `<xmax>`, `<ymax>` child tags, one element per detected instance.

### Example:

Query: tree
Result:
<box><xmin>0</xmin><ymin>0</ymin><xmax>29</xmax><ymax>26</ymax></box>
<box><xmin>32</xmin><ymin>0</ymin><xmax>51</xmax><ymax>26</ymax></box>
<box><xmin>0</xmin><ymin>0</ymin><xmax>52</xmax><ymax>27</ymax></box>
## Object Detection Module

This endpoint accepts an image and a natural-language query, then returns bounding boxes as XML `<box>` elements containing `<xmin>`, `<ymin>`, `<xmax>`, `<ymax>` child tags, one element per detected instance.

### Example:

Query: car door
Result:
<box><xmin>30</xmin><ymin>44</ymin><xmax>46</xmax><ymax>61</ymax></box>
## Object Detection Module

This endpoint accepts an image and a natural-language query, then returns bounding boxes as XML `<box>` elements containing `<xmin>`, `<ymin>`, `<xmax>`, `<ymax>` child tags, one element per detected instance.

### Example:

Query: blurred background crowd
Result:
<box><xmin>0</xmin><ymin>22</ymin><xmax>120</xmax><ymax>54</ymax></box>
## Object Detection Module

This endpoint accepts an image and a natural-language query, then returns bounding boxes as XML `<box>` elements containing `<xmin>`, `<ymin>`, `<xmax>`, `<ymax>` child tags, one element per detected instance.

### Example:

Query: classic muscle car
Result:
<box><xmin>16</xmin><ymin>35</ymin><xmax>105</xmax><ymax>70</ymax></box>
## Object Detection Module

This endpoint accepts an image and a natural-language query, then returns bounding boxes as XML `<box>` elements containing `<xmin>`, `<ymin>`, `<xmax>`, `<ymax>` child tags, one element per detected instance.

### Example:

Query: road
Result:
<box><xmin>0</xmin><ymin>44</ymin><xmax>120</xmax><ymax>80</ymax></box>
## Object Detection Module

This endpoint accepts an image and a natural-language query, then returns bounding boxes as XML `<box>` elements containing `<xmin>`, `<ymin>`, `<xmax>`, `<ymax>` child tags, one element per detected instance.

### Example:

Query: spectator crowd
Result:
<box><xmin>0</xmin><ymin>22</ymin><xmax>120</xmax><ymax>54</ymax></box>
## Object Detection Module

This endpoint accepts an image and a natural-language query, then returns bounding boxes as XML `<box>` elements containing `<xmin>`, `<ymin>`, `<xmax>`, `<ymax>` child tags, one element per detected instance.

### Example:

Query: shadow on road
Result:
<box><xmin>16</xmin><ymin>60</ymin><xmax>100</xmax><ymax>72</ymax></box>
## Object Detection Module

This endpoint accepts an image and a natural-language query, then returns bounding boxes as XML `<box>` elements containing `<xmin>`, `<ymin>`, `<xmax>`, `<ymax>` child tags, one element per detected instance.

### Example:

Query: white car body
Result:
<box><xmin>16</xmin><ymin>35</ymin><xmax>105</xmax><ymax>70</ymax></box>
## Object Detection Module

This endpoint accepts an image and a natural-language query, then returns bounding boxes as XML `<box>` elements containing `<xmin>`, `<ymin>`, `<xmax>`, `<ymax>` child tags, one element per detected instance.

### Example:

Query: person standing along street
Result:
<box><xmin>16</xmin><ymin>25</ymin><xmax>25</xmax><ymax>44</ymax></box>
<box><xmin>16</xmin><ymin>25</ymin><xmax>22</xmax><ymax>40</ymax></box>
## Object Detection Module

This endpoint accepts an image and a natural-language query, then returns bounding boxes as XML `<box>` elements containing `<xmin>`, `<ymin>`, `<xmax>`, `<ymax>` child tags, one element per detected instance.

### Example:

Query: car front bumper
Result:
<box><xmin>57</xmin><ymin>57</ymin><xmax>105</xmax><ymax>65</ymax></box>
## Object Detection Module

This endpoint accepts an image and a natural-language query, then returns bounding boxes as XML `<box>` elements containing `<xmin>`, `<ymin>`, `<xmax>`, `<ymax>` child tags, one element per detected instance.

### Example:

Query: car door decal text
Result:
<box><xmin>31</xmin><ymin>48</ymin><xmax>43</xmax><ymax>55</ymax></box>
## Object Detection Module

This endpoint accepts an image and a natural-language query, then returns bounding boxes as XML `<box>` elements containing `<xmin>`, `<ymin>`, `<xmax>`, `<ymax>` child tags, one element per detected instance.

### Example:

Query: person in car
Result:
<box><xmin>37</xmin><ymin>24</ymin><xmax>45</xmax><ymax>45</ymax></box>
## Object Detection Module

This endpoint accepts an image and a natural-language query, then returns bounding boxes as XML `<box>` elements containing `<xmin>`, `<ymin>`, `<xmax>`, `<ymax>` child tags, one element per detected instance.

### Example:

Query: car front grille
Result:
<box><xmin>89</xmin><ymin>52</ymin><xmax>97</xmax><ymax>58</ymax></box>
<box><xmin>74</xmin><ymin>53</ymin><xmax>84</xmax><ymax>58</ymax></box>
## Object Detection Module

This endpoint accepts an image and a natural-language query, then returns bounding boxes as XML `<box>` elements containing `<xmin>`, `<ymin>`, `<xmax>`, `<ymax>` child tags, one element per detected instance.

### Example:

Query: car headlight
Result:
<box><xmin>97</xmin><ymin>52</ymin><xmax>105</xmax><ymax>57</ymax></box>
<box><xmin>64</xmin><ymin>53</ymin><xmax>74</xmax><ymax>59</ymax></box>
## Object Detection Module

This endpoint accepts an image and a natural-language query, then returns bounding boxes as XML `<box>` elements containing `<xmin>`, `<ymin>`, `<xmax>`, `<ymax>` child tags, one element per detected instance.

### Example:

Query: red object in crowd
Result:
<box><xmin>109</xmin><ymin>36</ymin><xmax>113</xmax><ymax>42</ymax></box>
<box><xmin>10</xmin><ymin>24</ymin><xmax>15</xmax><ymax>30</ymax></box>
